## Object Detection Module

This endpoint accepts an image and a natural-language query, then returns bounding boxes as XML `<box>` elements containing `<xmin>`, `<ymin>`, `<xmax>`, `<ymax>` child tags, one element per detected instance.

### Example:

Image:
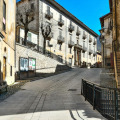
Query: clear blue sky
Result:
<box><xmin>17</xmin><ymin>0</ymin><xmax>110</xmax><ymax>35</ymax></box>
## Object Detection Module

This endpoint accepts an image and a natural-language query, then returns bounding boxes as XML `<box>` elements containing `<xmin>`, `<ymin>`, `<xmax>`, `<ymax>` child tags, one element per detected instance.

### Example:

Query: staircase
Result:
<box><xmin>115</xmin><ymin>52</ymin><xmax>120</xmax><ymax>87</ymax></box>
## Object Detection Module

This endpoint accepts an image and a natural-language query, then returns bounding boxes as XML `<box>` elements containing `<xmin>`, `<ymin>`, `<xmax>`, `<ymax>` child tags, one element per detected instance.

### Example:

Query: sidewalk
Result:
<box><xmin>100</xmin><ymin>68</ymin><xmax>116</xmax><ymax>88</ymax></box>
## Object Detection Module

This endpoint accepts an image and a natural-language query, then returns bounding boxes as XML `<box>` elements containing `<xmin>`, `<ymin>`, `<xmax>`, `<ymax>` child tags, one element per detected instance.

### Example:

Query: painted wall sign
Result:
<box><xmin>29</xmin><ymin>58</ymin><xmax>36</xmax><ymax>70</ymax></box>
<box><xmin>20</xmin><ymin>58</ymin><xmax>28</xmax><ymax>71</ymax></box>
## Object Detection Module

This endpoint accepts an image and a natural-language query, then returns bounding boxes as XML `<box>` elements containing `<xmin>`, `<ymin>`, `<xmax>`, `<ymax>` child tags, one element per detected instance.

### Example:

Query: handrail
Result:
<box><xmin>112</xmin><ymin>40</ymin><xmax>119</xmax><ymax>87</ymax></box>
<box><xmin>81</xmin><ymin>79</ymin><xmax>120</xmax><ymax>120</ymax></box>
<box><xmin>82</xmin><ymin>78</ymin><xmax>120</xmax><ymax>90</ymax></box>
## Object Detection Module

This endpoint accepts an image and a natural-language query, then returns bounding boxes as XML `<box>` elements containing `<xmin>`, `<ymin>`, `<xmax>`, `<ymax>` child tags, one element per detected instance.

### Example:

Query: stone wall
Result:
<box><xmin>16</xmin><ymin>44</ymin><xmax>71</xmax><ymax>80</ymax></box>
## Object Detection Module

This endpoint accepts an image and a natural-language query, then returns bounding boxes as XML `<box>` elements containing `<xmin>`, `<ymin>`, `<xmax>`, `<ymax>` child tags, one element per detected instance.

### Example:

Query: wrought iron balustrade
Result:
<box><xmin>81</xmin><ymin>79</ymin><xmax>120</xmax><ymax>120</ymax></box>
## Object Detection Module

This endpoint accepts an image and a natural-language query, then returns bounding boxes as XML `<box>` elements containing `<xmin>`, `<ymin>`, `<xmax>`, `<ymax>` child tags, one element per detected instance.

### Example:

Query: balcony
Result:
<box><xmin>68</xmin><ymin>25</ymin><xmax>74</xmax><ymax>32</ymax></box>
<box><xmin>58</xmin><ymin>19</ymin><xmax>64</xmax><ymax>27</ymax></box>
<box><xmin>68</xmin><ymin>40</ymin><xmax>74</xmax><ymax>47</ymax></box>
<box><xmin>93</xmin><ymin>41</ymin><xmax>97</xmax><ymax>45</ymax></box>
<box><xmin>83</xmin><ymin>32</ymin><xmax>87</xmax><ymax>39</ymax></box>
<box><xmin>57</xmin><ymin>35</ymin><xmax>64</xmax><ymax>43</ymax></box>
<box><xmin>89</xmin><ymin>48</ymin><xmax>93</xmax><ymax>54</ymax></box>
<box><xmin>89</xmin><ymin>36</ymin><xmax>92</xmax><ymax>43</ymax></box>
<box><xmin>47</xmin><ymin>32</ymin><xmax>53</xmax><ymax>40</ymax></box>
<box><xmin>45</xmin><ymin>10</ymin><xmax>53</xmax><ymax>20</ymax></box>
<box><xmin>74</xmin><ymin>44</ymin><xmax>82</xmax><ymax>49</ymax></box>
<box><xmin>82</xmin><ymin>45</ymin><xmax>87</xmax><ymax>52</ymax></box>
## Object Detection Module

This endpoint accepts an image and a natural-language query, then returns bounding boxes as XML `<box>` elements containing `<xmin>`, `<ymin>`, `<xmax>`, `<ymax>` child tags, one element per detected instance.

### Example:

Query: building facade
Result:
<box><xmin>39</xmin><ymin>0</ymin><xmax>98</xmax><ymax>67</ymax></box>
<box><xmin>109</xmin><ymin>0</ymin><xmax>120</xmax><ymax>87</ymax></box>
<box><xmin>99</xmin><ymin>13</ymin><xmax>113</xmax><ymax>68</ymax></box>
<box><xmin>17</xmin><ymin>0</ymin><xmax>98</xmax><ymax>69</ymax></box>
<box><xmin>0</xmin><ymin>0</ymin><xmax>16</xmax><ymax>85</ymax></box>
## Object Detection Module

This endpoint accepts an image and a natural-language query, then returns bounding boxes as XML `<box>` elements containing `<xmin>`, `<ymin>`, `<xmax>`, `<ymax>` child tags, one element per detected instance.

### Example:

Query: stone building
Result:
<box><xmin>38</xmin><ymin>0</ymin><xmax>98</xmax><ymax>67</ymax></box>
<box><xmin>99</xmin><ymin>13</ymin><xmax>113</xmax><ymax>68</ymax></box>
<box><xmin>0</xmin><ymin>0</ymin><xmax>16</xmax><ymax>85</ymax></box>
<box><xmin>16</xmin><ymin>0</ymin><xmax>98</xmax><ymax>77</ymax></box>
<box><xmin>109</xmin><ymin>0</ymin><xmax>120</xmax><ymax>87</ymax></box>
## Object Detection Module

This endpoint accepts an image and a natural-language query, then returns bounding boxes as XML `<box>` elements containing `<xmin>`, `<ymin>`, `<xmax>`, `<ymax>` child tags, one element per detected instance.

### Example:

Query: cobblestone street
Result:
<box><xmin>0</xmin><ymin>68</ymin><xmax>106</xmax><ymax>120</ymax></box>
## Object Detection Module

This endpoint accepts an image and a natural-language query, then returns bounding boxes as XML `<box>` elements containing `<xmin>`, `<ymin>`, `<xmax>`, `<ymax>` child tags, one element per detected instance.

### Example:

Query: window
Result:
<box><xmin>27</xmin><ymin>33</ymin><xmax>31</xmax><ymax>42</ymax></box>
<box><xmin>89</xmin><ymin>44</ymin><xmax>91</xmax><ymax>49</ymax></box>
<box><xmin>60</xmin><ymin>14</ymin><xmax>62</xmax><ymax>20</ymax></box>
<box><xmin>59</xmin><ymin>30</ymin><xmax>62</xmax><ymax>36</ymax></box>
<box><xmin>89</xmin><ymin>54</ymin><xmax>91</xmax><ymax>59</ymax></box>
<box><xmin>83</xmin><ymin>41</ymin><xmax>85</xmax><ymax>47</ymax></box>
<box><xmin>70</xmin><ymin>35</ymin><xmax>72</xmax><ymax>41</ymax></box>
<box><xmin>10</xmin><ymin>66</ymin><xmax>12</xmax><ymax>76</ymax></box>
<box><xmin>47</xmin><ymin>41</ymin><xmax>50</xmax><ymax>47</ymax></box>
<box><xmin>47</xmin><ymin>6</ymin><xmax>50</xmax><ymax>11</ymax></box>
<box><xmin>70</xmin><ymin>48</ymin><xmax>72</xmax><ymax>54</ymax></box>
<box><xmin>83</xmin><ymin>53</ymin><xmax>85</xmax><ymax>57</ymax></box>
<box><xmin>59</xmin><ymin>44</ymin><xmax>62</xmax><ymax>51</ymax></box>
<box><xmin>58</xmin><ymin>55</ymin><xmax>63</xmax><ymax>63</ymax></box>
<box><xmin>31</xmin><ymin>3</ymin><xmax>34</xmax><ymax>10</ymax></box>
<box><xmin>3</xmin><ymin>1</ymin><xmax>6</xmax><ymax>31</ymax></box>
<box><xmin>69</xmin><ymin>58</ymin><xmax>72</xmax><ymax>65</ymax></box>
<box><xmin>77</xmin><ymin>40</ymin><xmax>79</xmax><ymax>44</ymax></box>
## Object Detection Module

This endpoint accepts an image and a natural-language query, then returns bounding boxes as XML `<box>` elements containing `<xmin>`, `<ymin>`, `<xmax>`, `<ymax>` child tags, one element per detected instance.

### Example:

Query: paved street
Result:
<box><xmin>0</xmin><ymin>68</ymin><xmax>106</xmax><ymax>120</ymax></box>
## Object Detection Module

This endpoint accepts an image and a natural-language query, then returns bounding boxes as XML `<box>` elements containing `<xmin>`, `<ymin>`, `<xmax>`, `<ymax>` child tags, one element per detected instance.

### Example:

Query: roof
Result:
<box><xmin>109</xmin><ymin>0</ymin><xmax>112</xmax><ymax>12</ymax></box>
<box><xmin>17</xmin><ymin>0</ymin><xmax>98</xmax><ymax>37</ymax></box>
<box><xmin>47</xmin><ymin>0</ymin><xmax>98</xmax><ymax>37</ymax></box>
<box><xmin>100</xmin><ymin>12</ymin><xmax>112</xmax><ymax>27</ymax></box>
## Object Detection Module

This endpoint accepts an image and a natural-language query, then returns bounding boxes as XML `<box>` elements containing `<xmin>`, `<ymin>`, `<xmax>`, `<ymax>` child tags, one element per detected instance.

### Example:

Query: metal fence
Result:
<box><xmin>16</xmin><ymin>36</ymin><xmax>72</xmax><ymax>67</ymax></box>
<box><xmin>81</xmin><ymin>79</ymin><xmax>120</xmax><ymax>120</ymax></box>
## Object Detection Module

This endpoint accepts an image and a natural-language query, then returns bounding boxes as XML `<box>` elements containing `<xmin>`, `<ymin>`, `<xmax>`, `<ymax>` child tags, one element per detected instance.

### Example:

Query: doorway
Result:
<box><xmin>3</xmin><ymin>57</ymin><xmax>6</xmax><ymax>81</ymax></box>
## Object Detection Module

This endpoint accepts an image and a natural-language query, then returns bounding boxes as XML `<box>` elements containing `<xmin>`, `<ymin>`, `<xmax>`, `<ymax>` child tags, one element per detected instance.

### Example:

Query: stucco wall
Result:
<box><xmin>39</xmin><ymin>0</ymin><xmax>97</xmax><ymax>66</ymax></box>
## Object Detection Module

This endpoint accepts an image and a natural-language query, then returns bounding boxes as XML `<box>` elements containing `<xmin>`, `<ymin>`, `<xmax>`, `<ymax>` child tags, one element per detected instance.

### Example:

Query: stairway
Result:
<box><xmin>116</xmin><ymin>52</ymin><xmax>120</xmax><ymax>87</ymax></box>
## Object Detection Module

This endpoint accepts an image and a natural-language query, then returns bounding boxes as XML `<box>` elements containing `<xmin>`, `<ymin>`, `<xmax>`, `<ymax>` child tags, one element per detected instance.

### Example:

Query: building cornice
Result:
<box><xmin>17</xmin><ymin>0</ymin><xmax>98</xmax><ymax>37</ymax></box>
<box><xmin>44</xmin><ymin>0</ymin><xmax>98</xmax><ymax>37</ymax></box>
<box><xmin>100</xmin><ymin>12</ymin><xmax>112</xmax><ymax>27</ymax></box>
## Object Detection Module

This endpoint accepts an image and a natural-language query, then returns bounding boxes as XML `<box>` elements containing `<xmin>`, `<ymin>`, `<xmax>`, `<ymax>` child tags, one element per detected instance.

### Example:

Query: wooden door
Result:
<box><xmin>3</xmin><ymin>57</ymin><xmax>6</xmax><ymax>81</ymax></box>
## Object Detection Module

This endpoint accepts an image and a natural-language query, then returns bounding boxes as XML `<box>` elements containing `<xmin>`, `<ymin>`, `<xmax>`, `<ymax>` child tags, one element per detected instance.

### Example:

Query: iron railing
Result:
<box><xmin>16</xmin><ymin>36</ymin><xmax>72</xmax><ymax>67</ymax></box>
<box><xmin>81</xmin><ymin>79</ymin><xmax>120</xmax><ymax>120</ymax></box>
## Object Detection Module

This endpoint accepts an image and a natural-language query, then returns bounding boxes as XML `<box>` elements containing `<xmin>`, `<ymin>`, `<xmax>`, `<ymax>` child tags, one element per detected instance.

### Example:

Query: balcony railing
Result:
<box><xmin>45</xmin><ymin>10</ymin><xmax>53</xmax><ymax>20</ymax></box>
<box><xmin>81</xmin><ymin>79</ymin><xmax>120</xmax><ymax>120</ymax></box>
<box><xmin>82</xmin><ymin>45</ymin><xmax>87</xmax><ymax>52</ymax></box>
<box><xmin>47</xmin><ymin>32</ymin><xmax>53</xmax><ymax>40</ymax></box>
<box><xmin>57</xmin><ymin>35</ymin><xmax>64</xmax><ymax>43</ymax></box>
<box><xmin>58</xmin><ymin>19</ymin><xmax>64</xmax><ymax>27</ymax></box>
<box><xmin>68</xmin><ymin>40</ymin><xmax>74</xmax><ymax>47</ymax></box>
<box><xmin>93</xmin><ymin>41</ymin><xmax>97</xmax><ymax>45</ymax></box>
<box><xmin>68</xmin><ymin>25</ymin><xmax>74</xmax><ymax>32</ymax></box>
<box><xmin>83</xmin><ymin>32</ymin><xmax>87</xmax><ymax>39</ymax></box>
